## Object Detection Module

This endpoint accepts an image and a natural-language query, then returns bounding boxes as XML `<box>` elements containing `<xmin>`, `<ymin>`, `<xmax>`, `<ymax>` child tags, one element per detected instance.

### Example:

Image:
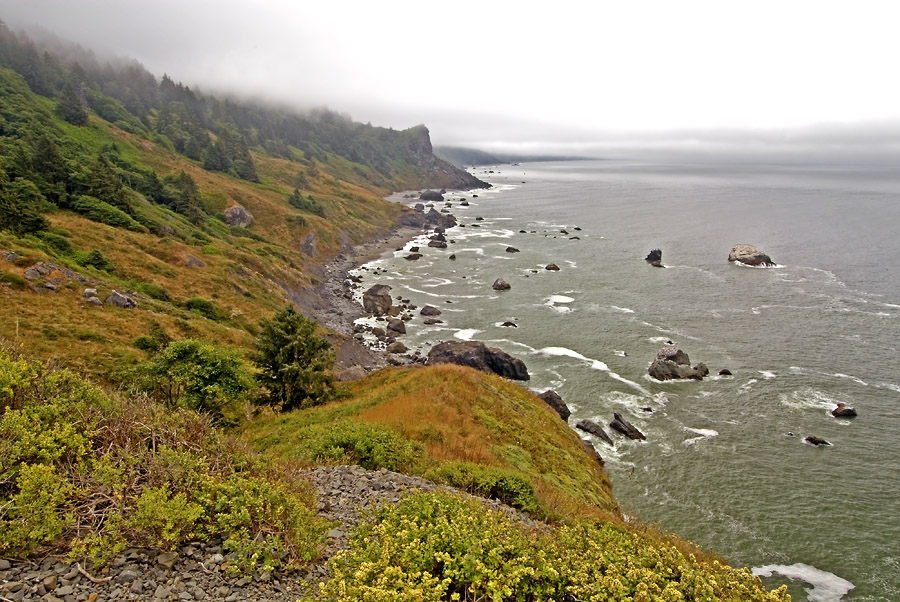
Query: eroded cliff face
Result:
<box><xmin>404</xmin><ymin>125</ymin><xmax>491</xmax><ymax>190</ymax></box>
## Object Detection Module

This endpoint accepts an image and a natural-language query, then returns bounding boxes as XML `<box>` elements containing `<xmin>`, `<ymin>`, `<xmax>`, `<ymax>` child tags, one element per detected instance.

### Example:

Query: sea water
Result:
<box><xmin>352</xmin><ymin>157</ymin><xmax>900</xmax><ymax>601</ymax></box>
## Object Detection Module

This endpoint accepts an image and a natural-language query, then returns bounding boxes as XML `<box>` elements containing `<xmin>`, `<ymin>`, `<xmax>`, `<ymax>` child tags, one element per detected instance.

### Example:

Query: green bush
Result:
<box><xmin>140</xmin><ymin>339</ymin><xmax>252</xmax><ymax>425</ymax></box>
<box><xmin>287</xmin><ymin>188</ymin><xmax>325</xmax><ymax>217</ymax></box>
<box><xmin>69</xmin><ymin>195</ymin><xmax>145</xmax><ymax>232</ymax></box>
<box><xmin>322</xmin><ymin>491</ymin><xmax>790</xmax><ymax>602</ymax></box>
<box><xmin>0</xmin><ymin>270</ymin><xmax>27</xmax><ymax>290</ymax></box>
<box><xmin>36</xmin><ymin>231</ymin><xmax>72</xmax><ymax>254</ymax></box>
<box><xmin>136</xmin><ymin>282</ymin><xmax>172</xmax><ymax>302</ymax></box>
<box><xmin>0</xmin><ymin>348</ymin><xmax>328</xmax><ymax>568</ymax></box>
<box><xmin>0</xmin><ymin>183</ymin><xmax>49</xmax><ymax>236</ymax></box>
<box><xmin>183</xmin><ymin>297</ymin><xmax>226</xmax><ymax>321</ymax></box>
<box><xmin>425</xmin><ymin>461</ymin><xmax>540</xmax><ymax>513</ymax></box>
<box><xmin>293</xmin><ymin>420</ymin><xmax>422</xmax><ymax>471</ymax></box>
<box><xmin>252</xmin><ymin>307</ymin><xmax>337</xmax><ymax>411</ymax></box>
<box><xmin>73</xmin><ymin>249</ymin><xmax>114</xmax><ymax>272</ymax></box>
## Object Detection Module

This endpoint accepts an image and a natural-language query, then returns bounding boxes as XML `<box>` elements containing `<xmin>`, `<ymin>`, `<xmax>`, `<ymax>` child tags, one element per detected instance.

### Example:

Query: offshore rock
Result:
<box><xmin>804</xmin><ymin>436</ymin><xmax>831</xmax><ymax>446</ymax></box>
<box><xmin>728</xmin><ymin>244</ymin><xmax>776</xmax><ymax>267</ymax></box>
<box><xmin>427</xmin><ymin>340</ymin><xmax>529</xmax><ymax>380</ymax></box>
<box><xmin>362</xmin><ymin>284</ymin><xmax>392</xmax><ymax>316</ymax></box>
<box><xmin>832</xmin><ymin>403</ymin><xmax>858</xmax><ymax>418</ymax></box>
<box><xmin>576</xmin><ymin>419</ymin><xmax>614</xmax><ymax>445</ymax></box>
<box><xmin>492</xmin><ymin>278</ymin><xmax>511</xmax><ymax>291</ymax></box>
<box><xmin>645</xmin><ymin>249</ymin><xmax>662</xmax><ymax>263</ymax></box>
<box><xmin>538</xmin><ymin>389</ymin><xmax>571</xmax><ymax>420</ymax></box>
<box><xmin>419</xmin><ymin>190</ymin><xmax>444</xmax><ymax>202</ymax></box>
<box><xmin>545</xmin><ymin>263</ymin><xmax>560</xmax><ymax>271</ymax></box>
<box><xmin>648</xmin><ymin>347</ymin><xmax>706</xmax><ymax>381</ymax></box>
<box><xmin>420</xmin><ymin>305</ymin><xmax>442</xmax><ymax>316</ymax></box>
<box><xmin>610</xmin><ymin>412</ymin><xmax>646</xmax><ymax>440</ymax></box>
<box><xmin>386</xmin><ymin>318</ymin><xmax>406</xmax><ymax>334</ymax></box>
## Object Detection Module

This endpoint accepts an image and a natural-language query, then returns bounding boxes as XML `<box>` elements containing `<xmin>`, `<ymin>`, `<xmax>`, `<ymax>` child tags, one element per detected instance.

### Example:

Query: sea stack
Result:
<box><xmin>645</xmin><ymin>249</ymin><xmax>663</xmax><ymax>267</ymax></box>
<box><xmin>728</xmin><ymin>244</ymin><xmax>776</xmax><ymax>267</ymax></box>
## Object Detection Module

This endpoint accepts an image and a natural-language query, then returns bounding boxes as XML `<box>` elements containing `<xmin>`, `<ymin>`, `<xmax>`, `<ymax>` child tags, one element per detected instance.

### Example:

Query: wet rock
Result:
<box><xmin>386</xmin><ymin>341</ymin><xmax>408</xmax><ymax>354</ymax></box>
<box><xmin>648</xmin><ymin>347</ymin><xmax>706</xmax><ymax>381</ymax></box>
<box><xmin>610</xmin><ymin>413</ymin><xmax>646</xmax><ymax>440</ymax></box>
<box><xmin>538</xmin><ymin>389</ymin><xmax>571</xmax><ymax>420</ymax></box>
<box><xmin>505</xmin><ymin>246</ymin><xmax>520</xmax><ymax>253</ymax></box>
<box><xmin>419</xmin><ymin>190</ymin><xmax>444</xmax><ymax>202</ymax></box>
<box><xmin>492</xmin><ymin>278</ymin><xmax>511</xmax><ymax>291</ymax></box>
<box><xmin>404</xmin><ymin>253</ymin><xmax>423</xmax><ymax>261</ymax></box>
<box><xmin>728</xmin><ymin>244</ymin><xmax>776</xmax><ymax>267</ymax></box>
<box><xmin>545</xmin><ymin>263</ymin><xmax>560</xmax><ymax>271</ymax></box>
<box><xmin>423</xmin><ymin>318</ymin><xmax>443</xmax><ymax>325</ymax></box>
<box><xmin>804</xmin><ymin>436</ymin><xmax>831</xmax><ymax>446</ymax></box>
<box><xmin>420</xmin><ymin>305</ymin><xmax>442</xmax><ymax>316</ymax></box>
<box><xmin>106</xmin><ymin>290</ymin><xmax>137</xmax><ymax>309</ymax></box>
<box><xmin>576</xmin><ymin>419</ymin><xmax>614</xmax><ymax>445</ymax></box>
<box><xmin>645</xmin><ymin>249</ymin><xmax>662</xmax><ymax>263</ymax></box>
<box><xmin>449</xmin><ymin>254</ymin><xmax>457</xmax><ymax>260</ymax></box>
<box><xmin>362</xmin><ymin>284</ymin><xmax>392</xmax><ymax>316</ymax></box>
<box><xmin>224</xmin><ymin>204</ymin><xmax>254</xmax><ymax>227</ymax></box>
<box><xmin>500</xmin><ymin>321</ymin><xmax>517</xmax><ymax>328</ymax></box>
<box><xmin>428</xmin><ymin>239</ymin><xmax>448</xmax><ymax>249</ymax></box>
<box><xmin>718</xmin><ymin>368</ymin><xmax>733</xmax><ymax>376</ymax></box>
<box><xmin>386</xmin><ymin>318</ymin><xmax>406</xmax><ymax>334</ymax></box>
<box><xmin>427</xmin><ymin>340</ymin><xmax>529</xmax><ymax>380</ymax></box>
<box><xmin>832</xmin><ymin>403</ymin><xmax>857</xmax><ymax>418</ymax></box>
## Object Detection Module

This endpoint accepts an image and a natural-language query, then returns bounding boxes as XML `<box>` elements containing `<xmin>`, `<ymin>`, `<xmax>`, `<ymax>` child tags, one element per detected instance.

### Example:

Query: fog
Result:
<box><xmin>2</xmin><ymin>0</ymin><xmax>899</xmax><ymax>156</ymax></box>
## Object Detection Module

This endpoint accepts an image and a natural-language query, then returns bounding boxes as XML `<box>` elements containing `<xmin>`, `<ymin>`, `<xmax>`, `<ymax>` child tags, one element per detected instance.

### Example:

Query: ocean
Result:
<box><xmin>352</xmin><ymin>157</ymin><xmax>900</xmax><ymax>602</ymax></box>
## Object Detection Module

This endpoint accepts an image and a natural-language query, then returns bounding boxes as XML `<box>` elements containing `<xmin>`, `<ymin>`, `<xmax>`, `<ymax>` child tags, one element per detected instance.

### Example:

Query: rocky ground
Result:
<box><xmin>0</xmin><ymin>466</ymin><xmax>537</xmax><ymax>602</ymax></box>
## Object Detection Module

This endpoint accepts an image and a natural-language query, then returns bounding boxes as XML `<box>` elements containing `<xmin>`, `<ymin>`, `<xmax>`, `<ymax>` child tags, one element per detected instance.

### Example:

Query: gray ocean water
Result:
<box><xmin>353</xmin><ymin>157</ymin><xmax>900</xmax><ymax>602</ymax></box>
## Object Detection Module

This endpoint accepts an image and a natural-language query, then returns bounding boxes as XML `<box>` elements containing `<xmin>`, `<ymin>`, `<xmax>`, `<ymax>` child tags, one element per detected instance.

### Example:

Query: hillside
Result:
<box><xmin>0</xmin><ymin>22</ymin><xmax>788</xmax><ymax>602</ymax></box>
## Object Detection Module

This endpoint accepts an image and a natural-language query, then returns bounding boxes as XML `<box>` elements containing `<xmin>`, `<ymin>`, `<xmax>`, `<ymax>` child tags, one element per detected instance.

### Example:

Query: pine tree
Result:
<box><xmin>172</xmin><ymin>171</ymin><xmax>204</xmax><ymax>224</ymax></box>
<box><xmin>86</xmin><ymin>155</ymin><xmax>129</xmax><ymax>212</ymax></box>
<box><xmin>202</xmin><ymin>140</ymin><xmax>228</xmax><ymax>172</ymax></box>
<box><xmin>56</xmin><ymin>81</ymin><xmax>88</xmax><ymax>125</ymax></box>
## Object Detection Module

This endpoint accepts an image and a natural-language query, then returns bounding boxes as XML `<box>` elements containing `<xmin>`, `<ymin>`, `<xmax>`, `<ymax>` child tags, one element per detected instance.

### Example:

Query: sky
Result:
<box><xmin>2</xmin><ymin>0</ymin><xmax>899</xmax><ymax>155</ymax></box>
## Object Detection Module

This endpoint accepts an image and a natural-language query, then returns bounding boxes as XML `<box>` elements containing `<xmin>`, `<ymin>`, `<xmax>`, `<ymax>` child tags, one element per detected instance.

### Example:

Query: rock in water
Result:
<box><xmin>545</xmin><ymin>263</ymin><xmax>560</xmax><ymax>271</ymax></box>
<box><xmin>832</xmin><ymin>403</ymin><xmax>858</xmax><ymax>418</ymax></box>
<box><xmin>728</xmin><ymin>244</ymin><xmax>776</xmax><ymax>267</ymax></box>
<box><xmin>506</xmin><ymin>246</ymin><xmax>520</xmax><ymax>253</ymax></box>
<box><xmin>386</xmin><ymin>318</ymin><xmax>406</xmax><ymax>334</ymax></box>
<box><xmin>576</xmin><ymin>419</ymin><xmax>614</xmax><ymax>445</ymax></box>
<box><xmin>492</xmin><ymin>278</ymin><xmax>511</xmax><ymax>291</ymax></box>
<box><xmin>404</xmin><ymin>253</ymin><xmax>423</xmax><ymax>261</ymax></box>
<box><xmin>420</xmin><ymin>305</ymin><xmax>442</xmax><ymax>316</ymax></box>
<box><xmin>427</xmin><ymin>340</ymin><xmax>529</xmax><ymax>380</ymax></box>
<box><xmin>804</xmin><ymin>436</ymin><xmax>831</xmax><ymax>446</ymax></box>
<box><xmin>106</xmin><ymin>290</ymin><xmax>137</xmax><ymax>309</ymax></box>
<box><xmin>648</xmin><ymin>347</ymin><xmax>707</xmax><ymax>381</ymax></box>
<box><xmin>645</xmin><ymin>249</ymin><xmax>662</xmax><ymax>262</ymax></box>
<box><xmin>362</xmin><ymin>284</ymin><xmax>393</xmax><ymax>316</ymax></box>
<box><xmin>224</xmin><ymin>204</ymin><xmax>254</xmax><ymax>227</ymax></box>
<box><xmin>610</xmin><ymin>413</ymin><xmax>646</xmax><ymax>440</ymax></box>
<box><xmin>538</xmin><ymin>390</ymin><xmax>571</xmax><ymax>420</ymax></box>
<box><xmin>419</xmin><ymin>190</ymin><xmax>444</xmax><ymax>202</ymax></box>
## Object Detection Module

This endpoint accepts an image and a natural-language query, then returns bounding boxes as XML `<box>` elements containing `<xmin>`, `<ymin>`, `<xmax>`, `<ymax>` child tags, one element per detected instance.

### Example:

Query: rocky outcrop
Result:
<box><xmin>403</xmin><ymin>125</ymin><xmax>490</xmax><ymax>191</ymax></box>
<box><xmin>610</xmin><ymin>413</ymin><xmax>646</xmax><ymax>440</ymax></box>
<box><xmin>419</xmin><ymin>190</ymin><xmax>444</xmax><ymax>202</ymax></box>
<box><xmin>396</xmin><ymin>208</ymin><xmax>457</xmax><ymax>230</ymax></box>
<box><xmin>427</xmin><ymin>340</ymin><xmax>529</xmax><ymax>380</ymax></box>
<box><xmin>576</xmin><ymin>419</ymin><xmax>614</xmax><ymax>445</ymax></box>
<box><xmin>337</xmin><ymin>366</ymin><xmax>367</xmax><ymax>382</ymax></box>
<box><xmin>301</xmin><ymin>232</ymin><xmax>317</xmax><ymax>257</ymax></box>
<box><xmin>106</xmin><ymin>290</ymin><xmax>137</xmax><ymax>309</ymax></box>
<box><xmin>386</xmin><ymin>341</ymin><xmax>408</xmax><ymax>354</ymax></box>
<box><xmin>832</xmin><ymin>403</ymin><xmax>857</xmax><ymax>418</ymax></box>
<box><xmin>581</xmin><ymin>440</ymin><xmax>605</xmax><ymax>467</ymax></box>
<box><xmin>804</xmin><ymin>436</ymin><xmax>831</xmax><ymax>446</ymax></box>
<box><xmin>404</xmin><ymin>253</ymin><xmax>423</xmax><ymax>261</ymax></box>
<box><xmin>506</xmin><ymin>246</ymin><xmax>520</xmax><ymax>253</ymax></box>
<box><xmin>224</xmin><ymin>204</ymin><xmax>254</xmax><ymax>227</ymax></box>
<box><xmin>538</xmin><ymin>390</ymin><xmax>570</xmax><ymax>421</ymax></box>
<box><xmin>648</xmin><ymin>348</ymin><xmax>707</xmax><ymax>381</ymax></box>
<box><xmin>420</xmin><ymin>305</ymin><xmax>442</xmax><ymax>316</ymax></box>
<box><xmin>386</xmin><ymin>318</ymin><xmax>406</xmax><ymax>334</ymax></box>
<box><xmin>645</xmin><ymin>249</ymin><xmax>663</xmax><ymax>267</ymax></box>
<box><xmin>362</xmin><ymin>284</ymin><xmax>392</xmax><ymax>316</ymax></box>
<box><xmin>492</xmin><ymin>278</ymin><xmax>511</xmax><ymax>291</ymax></box>
<box><xmin>728</xmin><ymin>244</ymin><xmax>776</xmax><ymax>267</ymax></box>
<box><xmin>545</xmin><ymin>263</ymin><xmax>560</xmax><ymax>271</ymax></box>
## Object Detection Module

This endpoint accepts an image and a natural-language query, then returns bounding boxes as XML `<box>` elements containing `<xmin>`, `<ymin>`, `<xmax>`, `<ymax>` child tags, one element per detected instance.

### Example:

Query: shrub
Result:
<box><xmin>425</xmin><ymin>461</ymin><xmax>540</xmax><ymax>513</ymax></box>
<box><xmin>287</xmin><ymin>188</ymin><xmax>325</xmax><ymax>217</ymax></box>
<box><xmin>0</xmin><ymin>184</ymin><xmax>49</xmax><ymax>236</ymax></box>
<box><xmin>140</xmin><ymin>339</ymin><xmax>253</xmax><ymax>425</ymax></box>
<box><xmin>322</xmin><ymin>491</ymin><xmax>790</xmax><ymax>602</ymax></box>
<box><xmin>36</xmin><ymin>231</ymin><xmax>72</xmax><ymax>254</ymax></box>
<box><xmin>136</xmin><ymin>282</ymin><xmax>172</xmax><ymax>302</ymax></box>
<box><xmin>69</xmin><ymin>195</ymin><xmax>145</xmax><ymax>232</ymax></box>
<box><xmin>252</xmin><ymin>307</ymin><xmax>337</xmax><ymax>411</ymax></box>
<box><xmin>73</xmin><ymin>249</ymin><xmax>114</xmax><ymax>272</ymax></box>
<box><xmin>132</xmin><ymin>321</ymin><xmax>171</xmax><ymax>353</ymax></box>
<box><xmin>183</xmin><ymin>297</ymin><xmax>227</xmax><ymax>321</ymax></box>
<box><xmin>292</xmin><ymin>420</ymin><xmax>422</xmax><ymax>471</ymax></box>
<box><xmin>0</xmin><ymin>270</ymin><xmax>27</xmax><ymax>290</ymax></box>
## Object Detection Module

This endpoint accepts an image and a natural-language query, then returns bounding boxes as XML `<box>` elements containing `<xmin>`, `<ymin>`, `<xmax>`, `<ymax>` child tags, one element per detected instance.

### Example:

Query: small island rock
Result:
<box><xmin>728</xmin><ymin>244</ymin><xmax>776</xmax><ymax>267</ymax></box>
<box><xmin>492</xmin><ymin>278</ymin><xmax>511</xmax><ymax>291</ymax></box>
<box><xmin>832</xmin><ymin>403</ymin><xmax>857</xmax><ymax>418</ymax></box>
<box><xmin>610</xmin><ymin>413</ymin><xmax>646</xmax><ymax>440</ymax></box>
<box><xmin>576</xmin><ymin>419</ymin><xmax>614</xmax><ymax>445</ymax></box>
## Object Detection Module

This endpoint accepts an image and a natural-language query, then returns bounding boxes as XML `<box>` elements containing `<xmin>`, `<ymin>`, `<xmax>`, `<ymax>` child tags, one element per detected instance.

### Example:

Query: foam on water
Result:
<box><xmin>778</xmin><ymin>387</ymin><xmax>844</xmax><ymax>412</ymax></box>
<box><xmin>547</xmin><ymin>295</ymin><xmax>575</xmax><ymax>304</ymax></box>
<box><xmin>759</xmin><ymin>371</ymin><xmax>778</xmax><ymax>379</ymax></box>
<box><xmin>454</xmin><ymin>329</ymin><xmax>481</xmax><ymax>341</ymax></box>
<box><xmin>610</xmin><ymin>305</ymin><xmax>636</xmax><ymax>314</ymax></box>
<box><xmin>404</xmin><ymin>286</ymin><xmax>490</xmax><ymax>300</ymax></box>
<box><xmin>684</xmin><ymin>427</ymin><xmax>720</xmax><ymax>446</ymax></box>
<box><xmin>831</xmin><ymin>373</ymin><xmax>868</xmax><ymax>387</ymax></box>
<box><xmin>752</xmin><ymin>563</ymin><xmax>854</xmax><ymax>602</ymax></box>
<box><xmin>537</xmin><ymin>347</ymin><xmax>652</xmax><ymax>397</ymax></box>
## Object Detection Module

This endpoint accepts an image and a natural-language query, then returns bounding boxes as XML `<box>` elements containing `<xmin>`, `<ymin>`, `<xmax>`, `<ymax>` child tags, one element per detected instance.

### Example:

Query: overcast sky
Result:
<box><xmin>2</xmin><ymin>0</ymin><xmax>899</xmax><ymax>154</ymax></box>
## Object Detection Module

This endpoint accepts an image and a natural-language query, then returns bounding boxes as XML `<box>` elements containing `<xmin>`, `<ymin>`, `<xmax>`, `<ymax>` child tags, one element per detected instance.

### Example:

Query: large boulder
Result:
<box><xmin>427</xmin><ymin>340</ymin><xmax>529</xmax><ymax>381</ymax></box>
<box><xmin>648</xmin><ymin>347</ymin><xmax>707</xmax><ymax>381</ymax></box>
<box><xmin>575</xmin><ymin>419</ymin><xmax>614</xmax><ymax>445</ymax></box>
<box><xmin>645</xmin><ymin>249</ymin><xmax>662</xmax><ymax>262</ymax></box>
<box><xmin>386</xmin><ymin>318</ymin><xmax>406</xmax><ymax>334</ymax></box>
<box><xmin>337</xmin><ymin>366</ymin><xmax>367</xmax><ymax>382</ymax></box>
<box><xmin>492</xmin><ymin>278</ymin><xmax>511</xmax><ymax>291</ymax></box>
<box><xmin>610</xmin><ymin>413</ymin><xmax>646</xmax><ymax>440</ymax></box>
<box><xmin>224</xmin><ymin>204</ymin><xmax>254</xmax><ymax>227</ymax></box>
<box><xmin>362</xmin><ymin>284</ymin><xmax>393</xmax><ymax>316</ymax></box>
<box><xmin>106</xmin><ymin>290</ymin><xmax>137</xmax><ymax>309</ymax></box>
<box><xmin>420</xmin><ymin>305</ymin><xmax>442</xmax><ymax>316</ymax></box>
<box><xmin>538</xmin><ymin>390</ymin><xmax>570</xmax><ymax>421</ymax></box>
<box><xmin>832</xmin><ymin>403</ymin><xmax>858</xmax><ymax>418</ymax></box>
<box><xmin>419</xmin><ymin>190</ymin><xmax>444</xmax><ymax>202</ymax></box>
<box><xmin>728</xmin><ymin>244</ymin><xmax>776</xmax><ymax>267</ymax></box>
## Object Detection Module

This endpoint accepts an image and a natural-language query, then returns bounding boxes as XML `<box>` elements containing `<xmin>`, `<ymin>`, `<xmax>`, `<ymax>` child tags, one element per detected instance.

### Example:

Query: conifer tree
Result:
<box><xmin>56</xmin><ymin>81</ymin><xmax>88</xmax><ymax>125</ymax></box>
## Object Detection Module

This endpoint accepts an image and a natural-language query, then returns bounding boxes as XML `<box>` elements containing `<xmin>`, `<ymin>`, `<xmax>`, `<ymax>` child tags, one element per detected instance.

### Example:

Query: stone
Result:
<box><xmin>538</xmin><ymin>390</ymin><xmax>570</xmax><ymax>420</ymax></box>
<box><xmin>387</xmin><ymin>341</ymin><xmax>408</xmax><ymax>354</ymax></box>
<box><xmin>419</xmin><ymin>190</ymin><xmax>444</xmax><ymax>202</ymax></box>
<box><xmin>832</xmin><ymin>403</ymin><xmax>857</xmax><ymax>418</ymax></box>
<box><xmin>449</xmin><ymin>254</ymin><xmax>457</xmax><ymax>260</ymax></box>
<box><xmin>3</xmin><ymin>251</ymin><xmax>17</xmax><ymax>262</ymax></box>
<box><xmin>184</xmin><ymin>254</ymin><xmax>207</xmax><ymax>269</ymax></box>
<box><xmin>301</xmin><ymin>232</ymin><xmax>317</xmax><ymax>257</ymax></box>
<box><xmin>409</xmin><ymin>246</ymin><xmax>420</xmax><ymax>253</ymax></box>
<box><xmin>427</xmin><ymin>340</ymin><xmax>529</xmax><ymax>380</ymax></box>
<box><xmin>645</xmin><ymin>249</ymin><xmax>662</xmax><ymax>263</ymax></box>
<box><xmin>423</xmin><ymin>318</ymin><xmax>443</xmax><ymax>325</ymax></box>
<box><xmin>610</xmin><ymin>413</ymin><xmax>646</xmax><ymax>440</ymax></box>
<box><xmin>428</xmin><ymin>240</ymin><xmax>448</xmax><ymax>249</ymax></box>
<box><xmin>362</xmin><ymin>284</ymin><xmax>393</xmax><ymax>316</ymax></box>
<box><xmin>728</xmin><ymin>244</ymin><xmax>776</xmax><ymax>267</ymax></box>
<box><xmin>648</xmin><ymin>347</ymin><xmax>706</xmax><ymax>381</ymax></box>
<box><xmin>492</xmin><ymin>278</ymin><xmax>511</xmax><ymax>291</ymax></box>
<box><xmin>545</xmin><ymin>263</ymin><xmax>560</xmax><ymax>271</ymax></box>
<box><xmin>500</xmin><ymin>321</ymin><xmax>517</xmax><ymax>328</ymax></box>
<box><xmin>804</xmin><ymin>436</ymin><xmax>831</xmax><ymax>446</ymax></box>
<box><xmin>155</xmin><ymin>584</ymin><xmax>170</xmax><ymax>598</ymax></box>
<box><xmin>224</xmin><ymin>204</ymin><xmax>254</xmax><ymax>227</ymax></box>
<box><xmin>54</xmin><ymin>585</ymin><xmax>74</xmax><ymax>596</ymax></box>
<box><xmin>718</xmin><ymin>368</ymin><xmax>733</xmax><ymax>376</ymax></box>
<box><xmin>106</xmin><ymin>290</ymin><xmax>137</xmax><ymax>309</ymax></box>
<box><xmin>86</xmin><ymin>296</ymin><xmax>103</xmax><ymax>306</ymax></box>
<box><xmin>575</xmin><ymin>419</ymin><xmax>614</xmax><ymax>445</ymax></box>
<box><xmin>387</xmin><ymin>318</ymin><xmax>406</xmax><ymax>334</ymax></box>
<box><xmin>337</xmin><ymin>366</ymin><xmax>367</xmax><ymax>382</ymax></box>
<box><xmin>42</xmin><ymin>575</ymin><xmax>58</xmax><ymax>590</ymax></box>
<box><xmin>505</xmin><ymin>246</ymin><xmax>520</xmax><ymax>253</ymax></box>
<box><xmin>82</xmin><ymin>288</ymin><xmax>97</xmax><ymax>298</ymax></box>
<box><xmin>404</xmin><ymin>253</ymin><xmax>423</xmax><ymax>261</ymax></box>
<box><xmin>420</xmin><ymin>305</ymin><xmax>442</xmax><ymax>317</ymax></box>
<box><xmin>157</xmin><ymin>551</ymin><xmax>179</xmax><ymax>570</ymax></box>
<box><xmin>0</xmin><ymin>559</ymin><xmax>9</xmax><ymax>570</ymax></box>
